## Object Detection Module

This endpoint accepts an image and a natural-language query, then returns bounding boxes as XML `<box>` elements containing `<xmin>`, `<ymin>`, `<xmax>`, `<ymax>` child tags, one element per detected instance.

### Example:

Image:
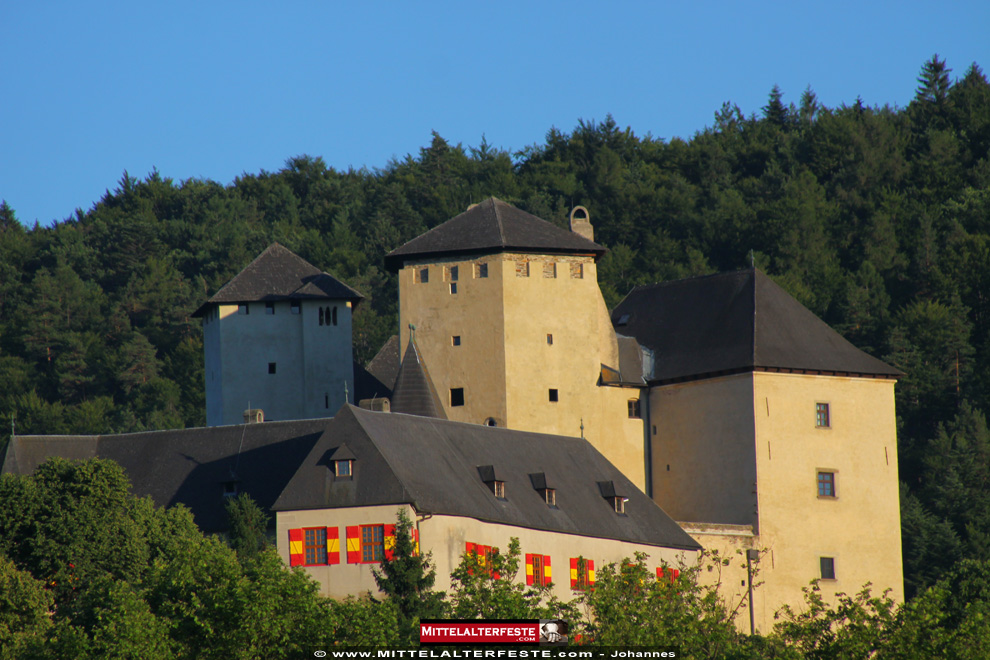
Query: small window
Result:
<box><xmin>491</xmin><ymin>480</ymin><xmax>505</xmax><ymax>499</ymax></box>
<box><xmin>334</xmin><ymin>459</ymin><xmax>353</xmax><ymax>477</ymax></box>
<box><xmin>570</xmin><ymin>263</ymin><xmax>583</xmax><ymax>279</ymax></box>
<box><xmin>238</xmin><ymin>304</ymin><xmax>249</xmax><ymax>315</ymax></box>
<box><xmin>818</xmin><ymin>471</ymin><xmax>836</xmax><ymax>497</ymax></box>
<box><xmin>331</xmin><ymin>306</ymin><xmax>338</xmax><ymax>326</ymax></box>
<box><xmin>572</xmin><ymin>558</ymin><xmax>595</xmax><ymax>591</ymax></box>
<box><xmin>450</xmin><ymin>283</ymin><xmax>458</xmax><ymax>294</ymax></box>
<box><xmin>416</xmin><ymin>267</ymin><xmax>429</xmax><ymax>283</ymax></box>
<box><xmin>528</xmin><ymin>553</ymin><xmax>550</xmax><ymax>587</ymax></box>
<box><xmin>447</xmin><ymin>265</ymin><xmax>459</xmax><ymax>282</ymax></box>
<box><xmin>820</xmin><ymin>557</ymin><xmax>836</xmax><ymax>580</ymax></box>
<box><xmin>613</xmin><ymin>496</ymin><xmax>627</xmax><ymax>514</ymax></box>
<box><xmin>265</xmin><ymin>302</ymin><xmax>275</xmax><ymax>315</ymax></box>
<box><xmin>484</xmin><ymin>417</ymin><xmax>497</xmax><ymax>427</ymax></box>
<box><xmin>542</xmin><ymin>488</ymin><xmax>556</xmax><ymax>507</ymax></box>
<box><xmin>450</xmin><ymin>388</ymin><xmax>465</xmax><ymax>407</ymax></box>
<box><xmin>548</xmin><ymin>389</ymin><xmax>558</xmax><ymax>403</ymax></box>
<box><xmin>628</xmin><ymin>399</ymin><xmax>641</xmax><ymax>418</ymax></box>
<box><xmin>547</xmin><ymin>333</ymin><xmax>553</xmax><ymax>345</ymax></box>
<box><xmin>222</xmin><ymin>481</ymin><xmax>238</xmax><ymax>498</ymax></box>
<box><xmin>616</xmin><ymin>314</ymin><xmax>630</xmax><ymax>326</ymax></box>
<box><xmin>361</xmin><ymin>525</ymin><xmax>384</xmax><ymax>563</ymax></box>
<box><xmin>268</xmin><ymin>362</ymin><xmax>277</xmax><ymax>374</ymax></box>
<box><xmin>304</xmin><ymin>527</ymin><xmax>328</xmax><ymax>565</ymax></box>
<box><xmin>516</xmin><ymin>261</ymin><xmax>530</xmax><ymax>277</ymax></box>
<box><xmin>325</xmin><ymin>393</ymin><xmax>329</xmax><ymax>409</ymax></box>
<box><xmin>291</xmin><ymin>301</ymin><xmax>301</xmax><ymax>314</ymax></box>
<box><xmin>319</xmin><ymin>308</ymin><xmax>324</xmax><ymax>326</ymax></box>
<box><xmin>816</xmin><ymin>403</ymin><xmax>830</xmax><ymax>428</ymax></box>
<box><xmin>543</xmin><ymin>262</ymin><xmax>557</xmax><ymax>278</ymax></box>
<box><xmin>452</xmin><ymin>335</ymin><xmax>461</xmax><ymax>346</ymax></box>
<box><xmin>476</xmin><ymin>262</ymin><xmax>488</xmax><ymax>278</ymax></box>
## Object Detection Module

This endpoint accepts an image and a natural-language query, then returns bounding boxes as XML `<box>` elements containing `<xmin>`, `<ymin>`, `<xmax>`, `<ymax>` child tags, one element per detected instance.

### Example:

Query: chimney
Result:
<box><xmin>243</xmin><ymin>408</ymin><xmax>264</xmax><ymax>424</ymax></box>
<box><xmin>570</xmin><ymin>206</ymin><xmax>594</xmax><ymax>242</ymax></box>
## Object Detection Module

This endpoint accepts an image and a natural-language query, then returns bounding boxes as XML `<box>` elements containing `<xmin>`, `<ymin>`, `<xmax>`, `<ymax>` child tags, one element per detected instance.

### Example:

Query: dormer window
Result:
<box><xmin>529</xmin><ymin>472</ymin><xmax>557</xmax><ymax>508</ymax></box>
<box><xmin>328</xmin><ymin>444</ymin><xmax>356</xmax><ymax>479</ymax></box>
<box><xmin>334</xmin><ymin>459</ymin><xmax>353</xmax><ymax>477</ymax></box>
<box><xmin>222</xmin><ymin>480</ymin><xmax>239</xmax><ymax>498</ymax></box>
<box><xmin>478</xmin><ymin>465</ymin><xmax>506</xmax><ymax>500</ymax></box>
<box><xmin>598</xmin><ymin>480</ymin><xmax>627</xmax><ymax>515</ymax></box>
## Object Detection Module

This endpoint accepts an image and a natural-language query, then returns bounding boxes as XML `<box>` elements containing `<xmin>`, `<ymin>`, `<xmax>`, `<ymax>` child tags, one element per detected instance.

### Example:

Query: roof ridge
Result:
<box><xmin>491</xmin><ymin>197</ymin><xmax>507</xmax><ymax>245</ymax></box>
<box><xmin>750</xmin><ymin>268</ymin><xmax>758</xmax><ymax>365</ymax></box>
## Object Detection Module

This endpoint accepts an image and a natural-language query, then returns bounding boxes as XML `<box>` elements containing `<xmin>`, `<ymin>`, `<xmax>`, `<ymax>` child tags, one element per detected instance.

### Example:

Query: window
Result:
<box><xmin>268</xmin><ymin>362</ymin><xmax>277</xmax><ymax>374</ymax></box>
<box><xmin>334</xmin><ymin>459</ymin><xmax>353</xmax><ymax>477</ymax></box>
<box><xmin>361</xmin><ymin>525</ymin><xmax>384</xmax><ymax>562</ymax></box>
<box><xmin>415</xmin><ymin>267</ymin><xmax>429</xmax><ymax>283</ymax></box>
<box><xmin>613</xmin><ymin>496</ymin><xmax>627</xmax><ymax>514</ymax></box>
<box><xmin>816</xmin><ymin>402</ymin><xmax>830</xmax><ymax>428</ymax></box>
<box><xmin>543</xmin><ymin>262</ymin><xmax>556</xmax><ymax>278</ymax></box>
<box><xmin>548</xmin><ymin>389</ymin><xmax>558</xmax><ymax>402</ymax></box>
<box><xmin>319</xmin><ymin>307</ymin><xmax>324</xmax><ymax>325</ymax></box>
<box><xmin>491</xmin><ymin>480</ymin><xmax>506</xmax><ymax>499</ymax></box>
<box><xmin>446</xmin><ymin>265</ymin><xmax>459</xmax><ymax>281</ymax></box>
<box><xmin>238</xmin><ymin>303</ymin><xmax>249</xmax><ymax>315</ymax></box>
<box><xmin>222</xmin><ymin>480</ymin><xmax>238</xmax><ymax>498</ymax></box>
<box><xmin>484</xmin><ymin>417</ymin><xmax>497</xmax><ymax>427</ymax></box>
<box><xmin>541</xmin><ymin>488</ymin><xmax>556</xmax><ymax>507</ymax></box>
<box><xmin>628</xmin><ymin>399</ymin><xmax>641</xmax><ymax>418</ymax></box>
<box><xmin>305</xmin><ymin>527</ymin><xmax>328</xmax><ymax>565</ymax></box>
<box><xmin>331</xmin><ymin>306</ymin><xmax>338</xmax><ymax>326</ymax></box>
<box><xmin>570</xmin><ymin>558</ymin><xmax>596</xmax><ymax>591</ymax></box>
<box><xmin>526</xmin><ymin>553</ymin><xmax>551</xmax><ymax>586</ymax></box>
<box><xmin>265</xmin><ymin>302</ymin><xmax>275</xmax><ymax>315</ymax></box>
<box><xmin>570</xmin><ymin>263</ymin><xmax>583</xmax><ymax>279</ymax></box>
<box><xmin>516</xmin><ymin>261</ymin><xmax>529</xmax><ymax>277</ymax></box>
<box><xmin>291</xmin><ymin>300</ymin><xmax>301</xmax><ymax>314</ymax></box>
<box><xmin>476</xmin><ymin>262</ymin><xmax>488</xmax><ymax>278</ymax></box>
<box><xmin>452</xmin><ymin>335</ymin><xmax>461</xmax><ymax>346</ymax></box>
<box><xmin>818</xmin><ymin>471</ymin><xmax>836</xmax><ymax>497</ymax></box>
<box><xmin>820</xmin><ymin>557</ymin><xmax>836</xmax><ymax>580</ymax></box>
<box><xmin>547</xmin><ymin>333</ymin><xmax>553</xmax><ymax>345</ymax></box>
<box><xmin>450</xmin><ymin>388</ymin><xmax>465</xmax><ymax>407</ymax></box>
<box><xmin>466</xmin><ymin>542</ymin><xmax>497</xmax><ymax>577</ymax></box>
<box><xmin>325</xmin><ymin>393</ymin><xmax>329</xmax><ymax>409</ymax></box>
<box><xmin>449</xmin><ymin>283</ymin><xmax>458</xmax><ymax>294</ymax></box>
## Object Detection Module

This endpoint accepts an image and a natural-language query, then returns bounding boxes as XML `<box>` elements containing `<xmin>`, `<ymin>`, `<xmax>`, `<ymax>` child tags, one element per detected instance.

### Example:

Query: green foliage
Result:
<box><xmin>224</xmin><ymin>493</ymin><xmax>270</xmax><ymax>560</ymax></box>
<box><xmin>448</xmin><ymin>538</ymin><xmax>578</xmax><ymax>622</ymax></box>
<box><xmin>372</xmin><ymin>509</ymin><xmax>445</xmax><ymax>643</ymax></box>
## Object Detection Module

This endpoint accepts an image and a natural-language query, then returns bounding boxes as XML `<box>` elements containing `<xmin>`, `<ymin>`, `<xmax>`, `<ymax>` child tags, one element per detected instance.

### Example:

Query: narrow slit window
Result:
<box><xmin>450</xmin><ymin>282</ymin><xmax>457</xmax><ymax>294</ymax></box>
<box><xmin>816</xmin><ymin>403</ymin><xmax>830</xmax><ymax>428</ymax></box>
<box><xmin>547</xmin><ymin>333</ymin><xmax>553</xmax><ymax>345</ymax></box>
<box><xmin>332</xmin><ymin>306</ymin><xmax>338</xmax><ymax>326</ymax></box>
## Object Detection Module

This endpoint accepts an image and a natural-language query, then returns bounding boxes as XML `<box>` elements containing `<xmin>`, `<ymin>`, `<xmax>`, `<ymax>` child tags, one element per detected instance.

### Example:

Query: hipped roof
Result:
<box><xmin>273</xmin><ymin>405</ymin><xmax>700</xmax><ymax>551</ymax></box>
<box><xmin>384</xmin><ymin>198</ymin><xmax>606</xmax><ymax>271</ymax></box>
<box><xmin>193</xmin><ymin>243</ymin><xmax>363</xmax><ymax>316</ymax></box>
<box><xmin>611</xmin><ymin>269</ymin><xmax>902</xmax><ymax>383</ymax></box>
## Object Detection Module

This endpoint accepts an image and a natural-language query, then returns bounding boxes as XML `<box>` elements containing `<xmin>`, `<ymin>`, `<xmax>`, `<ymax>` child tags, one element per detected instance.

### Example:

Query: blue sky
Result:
<box><xmin>2</xmin><ymin>1</ymin><xmax>988</xmax><ymax>228</ymax></box>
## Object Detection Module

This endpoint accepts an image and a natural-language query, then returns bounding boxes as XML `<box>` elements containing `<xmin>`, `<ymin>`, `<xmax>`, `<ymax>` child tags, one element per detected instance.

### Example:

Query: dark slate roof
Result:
<box><xmin>389</xmin><ymin>339</ymin><xmax>447</xmax><ymax>419</ymax></box>
<box><xmin>365</xmin><ymin>335</ymin><xmax>401</xmax><ymax>394</ymax></box>
<box><xmin>611</xmin><ymin>269</ymin><xmax>903</xmax><ymax>383</ymax></box>
<box><xmin>193</xmin><ymin>243</ymin><xmax>363</xmax><ymax>316</ymax></box>
<box><xmin>384</xmin><ymin>198</ymin><xmax>607</xmax><ymax>271</ymax></box>
<box><xmin>273</xmin><ymin>405</ymin><xmax>700</xmax><ymax>551</ymax></box>
<box><xmin>1</xmin><ymin>420</ymin><xmax>327</xmax><ymax>533</ymax></box>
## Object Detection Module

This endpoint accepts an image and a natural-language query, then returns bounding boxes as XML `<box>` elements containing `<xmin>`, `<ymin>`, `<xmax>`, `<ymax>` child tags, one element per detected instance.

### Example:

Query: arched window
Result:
<box><xmin>318</xmin><ymin>307</ymin><xmax>324</xmax><ymax>326</ymax></box>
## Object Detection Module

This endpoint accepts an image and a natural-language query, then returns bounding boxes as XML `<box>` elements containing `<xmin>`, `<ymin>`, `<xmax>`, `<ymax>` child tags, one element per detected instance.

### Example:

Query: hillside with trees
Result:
<box><xmin>1</xmin><ymin>55</ymin><xmax>988</xmax><ymax>597</ymax></box>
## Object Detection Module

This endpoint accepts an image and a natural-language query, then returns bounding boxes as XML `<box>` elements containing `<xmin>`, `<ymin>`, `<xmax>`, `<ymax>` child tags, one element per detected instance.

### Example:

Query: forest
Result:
<box><xmin>1</xmin><ymin>55</ymin><xmax>989</xmax><ymax>602</ymax></box>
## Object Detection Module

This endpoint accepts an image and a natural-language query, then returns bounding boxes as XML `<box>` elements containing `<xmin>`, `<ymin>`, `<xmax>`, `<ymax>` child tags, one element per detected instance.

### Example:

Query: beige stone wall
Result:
<box><xmin>649</xmin><ymin>374</ymin><xmax>758</xmax><ymax>525</ymax></box>
<box><xmin>659</xmin><ymin>372</ymin><xmax>903</xmax><ymax>632</ymax></box>
<box><xmin>751</xmin><ymin>372</ymin><xmax>903</xmax><ymax>614</ymax></box>
<box><xmin>397</xmin><ymin>253</ymin><xmax>647</xmax><ymax>490</ymax></box>
<box><xmin>277</xmin><ymin>506</ymin><xmax>697</xmax><ymax>602</ymax></box>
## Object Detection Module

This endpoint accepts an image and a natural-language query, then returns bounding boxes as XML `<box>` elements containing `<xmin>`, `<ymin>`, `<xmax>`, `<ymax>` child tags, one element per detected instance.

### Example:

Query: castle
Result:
<box><xmin>3</xmin><ymin>198</ymin><xmax>903</xmax><ymax>632</ymax></box>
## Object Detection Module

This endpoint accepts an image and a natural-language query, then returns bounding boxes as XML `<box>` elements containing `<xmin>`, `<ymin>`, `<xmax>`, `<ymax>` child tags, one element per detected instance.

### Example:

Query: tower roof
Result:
<box><xmin>384</xmin><ymin>197</ymin><xmax>606</xmax><ymax>271</ymax></box>
<box><xmin>388</xmin><ymin>338</ymin><xmax>447</xmax><ymax>419</ymax></box>
<box><xmin>611</xmin><ymin>268</ymin><xmax>902</xmax><ymax>383</ymax></box>
<box><xmin>192</xmin><ymin>243</ymin><xmax>363</xmax><ymax>316</ymax></box>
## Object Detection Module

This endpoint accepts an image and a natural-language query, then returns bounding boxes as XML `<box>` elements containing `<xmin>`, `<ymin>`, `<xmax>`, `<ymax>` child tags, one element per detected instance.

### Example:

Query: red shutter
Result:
<box><xmin>543</xmin><ymin>555</ymin><xmax>551</xmax><ymax>586</ymax></box>
<box><xmin>570</xmin><ymin>557</ymin><xmax>578</xmax><ymax>589</ymax></box>
<box><xmin>657</xmin><ymin>566</ymin><xmax>663</xmax><ymax>579</ymax></box>
<box><xmin>288</xmin><ymin>529</ymin><xmax>304</xmax><ymax>566</ymax></box>
<box><xmin>326</xmin><ymin>527</ymin><xmax>340</xmax><ymax>565</ymax></box>
<box><xmin>525</xmin><ymin>554</ymin><xmax>534</xmax><ymax>585</ymax></box>
<box><xmin>465</xmin><ymin>542</ymin><xmax>476</xmax><ymax>555</ymax></box>
<box><xmin>346</xmin><ymin>526</ymin><xmax>361</xmax><ymax>563</ymax></box>
<box><xmin>671</xmin><ymin>568</ymin><xmax>680</xmax><ymax>581</ymax></box>
<box><xmin>383</xmin><ymin>524</ymin><xmax>396</xmax><ymax>561</ymax></box>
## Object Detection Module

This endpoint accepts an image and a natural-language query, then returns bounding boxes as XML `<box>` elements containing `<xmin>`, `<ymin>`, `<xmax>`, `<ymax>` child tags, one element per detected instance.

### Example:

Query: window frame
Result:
<box><xmin>360</xmin><ymin>524</ymin><xmax>385</xmax><ymax>563</ymax></box>
<box><xmin>820</xmin><ymin>556</ymin><xmax>836</xmax><ymax>580</ymax></box>
<box><xmin>628</xmin><ymin>399</ymin><xmax>642</xmax><ymax>419</ymax></box>
<box><xmin>816</xmin><ymin>402</ymin><xmax>831</xmax><ymax>428</ymax></box>
<box><xmin>817</xmin><ymin>471</ymin><xmax>837</xmax><ymax>498</ymax></box>
<box><xmin>304</xmin><ymin>527</ymin><xmax>328</xmax><ymax>566</ymax></box>
<box><xmin>237</xmin><ymin>303</ymin><xmax>249</xmax><ymax>315</ymax></box>
<box><xmin>334</xmin><ymin>459</ymin><xmax>353</xmax><ymax>478</ymax></box>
